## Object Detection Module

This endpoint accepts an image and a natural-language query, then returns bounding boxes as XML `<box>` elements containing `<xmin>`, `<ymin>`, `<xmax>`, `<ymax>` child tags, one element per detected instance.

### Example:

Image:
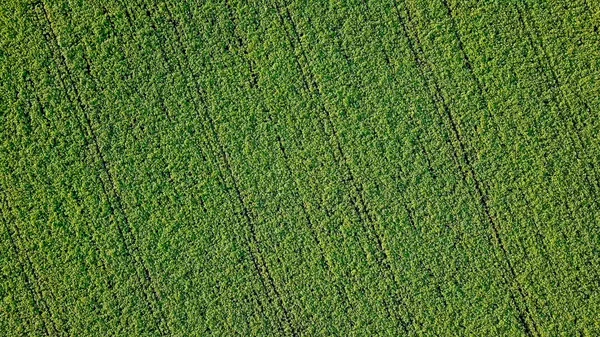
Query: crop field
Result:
<box><xmin>1</xmin><ymin>0</ymin><xmax>600</xmax><ymax>336</ymax></box>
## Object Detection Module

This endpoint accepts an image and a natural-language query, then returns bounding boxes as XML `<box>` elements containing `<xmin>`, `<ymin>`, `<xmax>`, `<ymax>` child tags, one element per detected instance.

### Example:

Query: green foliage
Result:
<box><xmin>1</xmin><ymin>0</ymin><xmax>599</xmax><ymax>335</ymax></box>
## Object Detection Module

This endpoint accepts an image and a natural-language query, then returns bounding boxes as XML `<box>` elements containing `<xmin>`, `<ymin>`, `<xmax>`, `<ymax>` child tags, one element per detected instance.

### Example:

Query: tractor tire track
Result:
<box><xmin>141</xmin><ymin>2</ymin><xmax>295</xmax><ymax>335</ymax></box>
<box><xmin>104</xmin><ymin>0</ymin><xmax>214</xmax><ymax>233</ymax></box>
<box><xmin>333</xmin><ymin>0</ymin><xmax>454</xmax><ymax>323</ymax></box>
<box><xmin>0</xmin><ymin>192</ymin><xmax>54</xmax><ymax>337</ymax></box>
<box><xmin>272</xmin><ymin>1</ymin><xmax>416</xmax><ymax>333</ymax></box>
<box><xmin>102</xmin><ymin>2</ymin><xmax>210</xmax><ymax>227</ymax></box>
<box><xmin>392</xmin><ymin>1</ymin><xmax>540</xmax><ymax>335</ymax></box>
<box><xmin>440</xmin><ymin>0</ymin><xmax>571</xmax><ymax>308</ymax></box>
<box><xmin>157</xmin><ymin>4</ymin><xmax>292</xmax><ymax>336</ymax></box>
<box><xmin>25</xmin><ymin>74</ymin><xmax>125</xmax><ymax>331</ymax></box>
<box><xmin>3</xmin><ymin>83</ymin><xmax>67</xmax><ymax>337</ymax></box>
<box><xmin>33</xmin><ymin>3</ymin><xmax>170</xmax><ymax>335</ymax></box>
<box><xmin>222</xmin><ymin>1</ymin><xmax>356</xmax><ymax>331</ymax></box>
<box><xmin>139</xmin><ymin>5</ymin><xmax>280</xmax><ymax>332</ymax></box>
<box><xmin>399</xmin><ymin>2</ymin><xmax>540</xmax><ymax>335</ymax></box>
<box><xmin>360</xmin><ymin>0</ymin><xmax>455</xmax><ymax>287</ymax></box>
<box><xmin>514</xmin><ymin>3</ymin><xmax>600</xmax><ymax>279</ymax></box>
<box><xmin>515</xmin><ymin>2</ymin><xmax>600</xmax><ymax>202</ymax></box>
<box><xmin>519</xmin><ymin>192</ymin><xmax>561</xmax><ymax>283</ymax></box>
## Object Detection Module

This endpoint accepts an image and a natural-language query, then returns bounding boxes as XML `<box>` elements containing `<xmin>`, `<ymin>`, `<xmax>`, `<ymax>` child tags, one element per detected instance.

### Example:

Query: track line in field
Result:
<box><xmin>138</xmin><ymin>5</ymin><xmax>277</xmax><ymax>328</ymax></box>
<box><xmin>390</xmin><ymin>0</ymin><xmax>474</xmax><ymax>202</ymax></box>
<box><xmin>35</xmin><ymin>12</ymin><xmax>171</xmax><ymax>336</ymax></box>
<box><xmin>160</xmin><ymin>5</ymin><xmax>292</xmax><ymax>335</ymax></box>
<box><xmin>75</xmin><ymin>22</ymin><xmax>175</xmax><ymax>337</ymax></box>
<box><xmin>33</xmin><ymin>3</ymin><xmax>171</xmax><ymax>335</ymax></box>
<box><xmin>274</xmin><ymin>2</ymin><xmax>387</xmax><ymax>277</ymax></box>
<box><xmin>516</xmin><ymin>5</ymin><xmax>591</xmax><ymax>151</ymax></box>
<box><xmin>515</xmin><ymin>2</ymin><xmax>600</xmax><ymax>202</ymax></box>
<box><xmin>512</xmin><ymin>55</ymin><xmax>600</xmax><ymax>283</ymax></box>
<box><xmin>440</xmin><ymin>0</ymin><xmax>573</xmax><ymax>324</ymax></box>
<box><xmin>1</xmin><ymin>160</ymin><xmax>72</xmax><ymax>335</ymax></box>
<box><xmin>517</xmin><ymin>5</ymin><xmax>596</xmax><ymax>155</ymax></box>
<box><xmin>24</xmin><ymin>59</ymin><xmax>125</xmax><ymax>334</ymax></box>
<box><xmin>218</xmin><ymin>146</ymin><xmax>295</xmax><ymax>337</ymax></box>
<box><xmin>351</xmin><ymin>15</ymin><xmax>432</xmax><ymax>200</ymax></box>
<box><xmin>397</xmin><ymin>3</ymin><xmax>542</xmax><ymax>335</ymax></box>
<box><xmin>222</xmin><ymin>1</ymin><xmax>357</xmax><ymax>330</ymax></box>
<box><xmin>225</xmin><ymin>0</ymin><xmax>329</xmax><ymax>288</ymax></box>
<box><xmin>359</xmin><ymin>0</ymin><xmax>457</xmax><ymax>250</ymax></box>
<box><xmin>275</xmin><ymin>3</ymin><xmax>408</xmax><ymax>332</ymax></box>
<box><xmin>272</xmin><ymin>2</ymin><xmax>416</xmax><ymax>332</ymax></box>
<box><xmin>79</xmin><ymin>60</ymin><xmax>172</xmax><ymax>335</ymax></box>
<box><xmin>392</xmin><ymin>1</ymin><xmax>542</xmax><ymax>336</ymax></box>
<box><xmin>328</xmin><ymin>0</ymin><xmax>456</xmax><ymax>324</ymax></box>
<box><xmin>100</xmin><ymin>2</ymin><xmax>191</xmax><ymax>206</ymax></box>
<box><xmin>421</xmin><ymin>5</ymin><xmax>539</xmax><ymax>336</ymax></box>
<box><xmin>25</xmin><ymin>74</ymin><xmax>126</xmax><ymax>329</ymax></box>
<box><xmin>514</xmin><ymin>3</ymin><xmax>600</xmax><ymax>279</ymax></box>
<box><xmin>102</xmin><ymin>0</ymin><xmax>208</xmax><ymax>217</ymax></box>
<box><xmin>392</xmin><ymin>1</ymin><xmax>473</xmax><ymax>204</ymax></box>
<box><xmin>107</xmin><ymin>0</ymin><xmax>218</xmax><ymax>248</ymax></box>
<box><xmin>0</xmin><ymin>193</ymin><xmax>54</xmax><ymax>337</ymax></box>
<box><xmin>115</xmin><ymin>1</ymin><xmax>176</xmax><ymax>122</ymax></box>
<box><xmin>265</xmin><ymin>111</ymin><xmax>357</xmax><ymax>327</ymax></box>
<box><xmin>124</xmin><ymin>0</ymin><xmax>179</xmax><ymax>79</ymax></box>
<box><xmin>439</xmin><ymin>0</ymin><xmax>564</xmax><ymax>284</ymax></box>
<box><xmin>141</xmin><ymin>2</ymin><xmax>296</xmax><ymax>334</ymax></box>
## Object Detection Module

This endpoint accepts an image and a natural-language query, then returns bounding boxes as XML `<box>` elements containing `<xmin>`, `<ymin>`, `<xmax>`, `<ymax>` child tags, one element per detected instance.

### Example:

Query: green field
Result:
<box><xmin>1</xmin><ymin>0</ymin><xmax>599</xmax><ymax>336</ymax></box>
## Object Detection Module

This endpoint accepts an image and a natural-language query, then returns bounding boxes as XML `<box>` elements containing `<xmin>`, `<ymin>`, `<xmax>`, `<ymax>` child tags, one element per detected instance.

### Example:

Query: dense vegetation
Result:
<box><xmin>1</xmin><ymin>0</ymin><xmax>599</xmax><ymax>335</ymax></box>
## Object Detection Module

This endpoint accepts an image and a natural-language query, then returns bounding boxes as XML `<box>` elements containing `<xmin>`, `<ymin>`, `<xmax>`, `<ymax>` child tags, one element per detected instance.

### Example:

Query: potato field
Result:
<box><xmin>1</xmin><ymin>0</ymin><xmax>599</xmax><ymax>336</ymax></box>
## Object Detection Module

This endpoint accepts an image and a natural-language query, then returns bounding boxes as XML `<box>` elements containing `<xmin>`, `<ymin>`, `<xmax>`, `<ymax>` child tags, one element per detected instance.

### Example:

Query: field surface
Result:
<box><xmin>1</xmin><ymin>0</ymin><xmax>600</xmax><ymax>336</ymax></box>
